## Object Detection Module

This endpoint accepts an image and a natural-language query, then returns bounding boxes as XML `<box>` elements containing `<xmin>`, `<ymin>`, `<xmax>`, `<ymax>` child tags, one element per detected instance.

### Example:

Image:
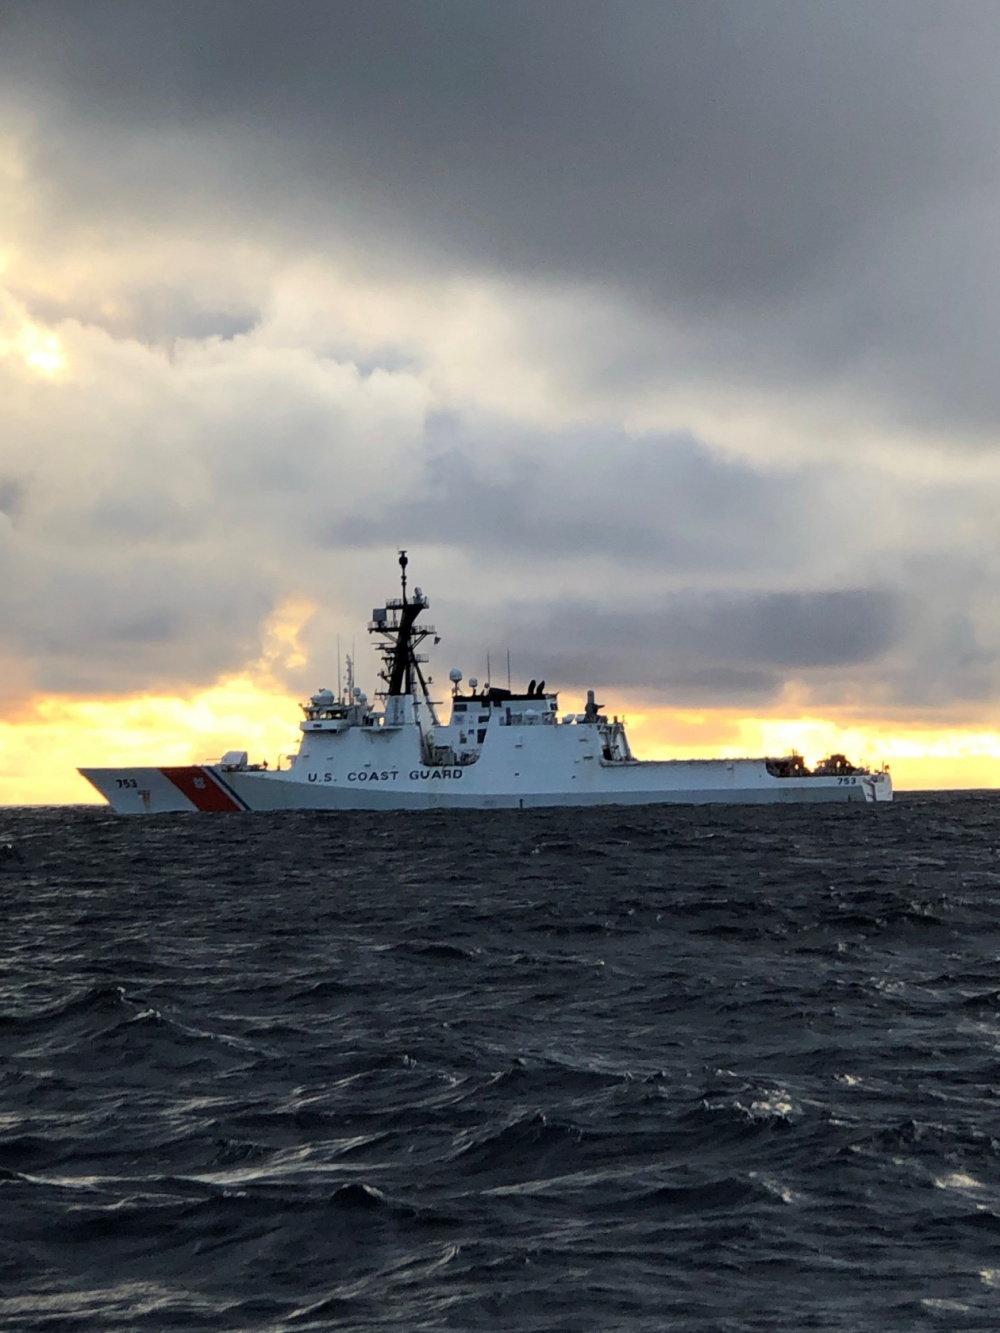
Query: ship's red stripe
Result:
<box><xmin>160</xmin><ymin>766</ymin><xmax>244</xmax><ymax>812</ymax></box>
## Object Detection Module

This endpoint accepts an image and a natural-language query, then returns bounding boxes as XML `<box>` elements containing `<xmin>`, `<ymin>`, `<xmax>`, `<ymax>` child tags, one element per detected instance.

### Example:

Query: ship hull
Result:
<box><xmin>79</xmin><ymin>762</ymin><xmax>892</xmax><ymax>813</ymax></box>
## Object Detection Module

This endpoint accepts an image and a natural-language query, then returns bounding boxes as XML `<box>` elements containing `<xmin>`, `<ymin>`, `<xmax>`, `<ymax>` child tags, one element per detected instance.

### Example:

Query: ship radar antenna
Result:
<box><xmin>398</xmin><ymin>549</ymin><xmax>408</xmax><ymax>604</ymax></box>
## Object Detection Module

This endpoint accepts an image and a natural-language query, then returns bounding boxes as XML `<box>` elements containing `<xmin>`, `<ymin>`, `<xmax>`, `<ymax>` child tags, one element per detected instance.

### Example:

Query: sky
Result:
<box><xmin>2</xmin><ymin>0</ymin><xmax>1000</xmax><ymax>801</ymax></box>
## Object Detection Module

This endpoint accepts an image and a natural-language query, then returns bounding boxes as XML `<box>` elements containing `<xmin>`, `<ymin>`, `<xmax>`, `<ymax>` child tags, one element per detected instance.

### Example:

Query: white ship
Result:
<box><xmin>81</xmin><ymin>553</ymin><xmax>892</xmax><ymax>812</ymax></box>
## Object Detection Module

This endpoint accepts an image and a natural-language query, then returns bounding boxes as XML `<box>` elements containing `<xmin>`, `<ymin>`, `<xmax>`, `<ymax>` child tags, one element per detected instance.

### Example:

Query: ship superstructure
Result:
<box><xmin>81</xmin><ymin>553</ymin><xmax>893</xmax><ymax>812</ymax></box>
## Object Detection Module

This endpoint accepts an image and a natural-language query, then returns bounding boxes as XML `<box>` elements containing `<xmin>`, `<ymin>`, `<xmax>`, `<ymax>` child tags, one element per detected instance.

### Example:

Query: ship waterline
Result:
<box><xmin>81</xmin><ymin>554</ymin><xmax>892</xmax><ymax>812</ymax></box>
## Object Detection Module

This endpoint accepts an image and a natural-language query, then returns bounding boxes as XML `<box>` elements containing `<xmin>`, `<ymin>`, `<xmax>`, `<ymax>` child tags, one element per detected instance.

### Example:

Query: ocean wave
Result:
<box><xmin>3</xmin><ymin>794</ymin><xmax>1000</xmax><ymax>1329</ymax></box>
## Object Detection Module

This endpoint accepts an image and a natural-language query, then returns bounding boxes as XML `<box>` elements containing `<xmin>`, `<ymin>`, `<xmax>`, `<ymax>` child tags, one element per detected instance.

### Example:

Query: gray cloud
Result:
<box><xmin>0</xmin><ymin>541</ymin><xmax>279</xmax><ymax>695</ymax></box>
<box><xmin>327</xmin><ymin>419</ymin><xmax>873</xmax><ymax>581</ymax></box>
<box><xmin>439</xmin><ymin>586</ymin><xmax>902</xmax><ymax>706</ymax></box>
<box><xmin>5</xmin><ymin>1</ymin><xmax>1000</xmax><ymax>430</ymax></box>
<box><xmin>0</xmin><ymin>325</ymin><xmax>985</xmax><ymax>713</ymax></box>
<box><xmin>23</xmin><ymin>289</ymin><xmax>258</xmax><ymax>349</ymax></box>
<box><xmin>4</xmin><ymin>2</ymin><xmax>1000</xmax><ymax>728</ymax></box>
<box><xmin>0</xmin><ymin>479</ymin><xmax>26</xmax><ymax>521</ymax></box>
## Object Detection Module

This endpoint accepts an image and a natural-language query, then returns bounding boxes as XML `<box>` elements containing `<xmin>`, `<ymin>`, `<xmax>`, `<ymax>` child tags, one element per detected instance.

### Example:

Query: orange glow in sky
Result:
<box><xmin>2</xmin><ymin>687</ymin><xmax>999</xmax><ymax>805</ymax></box>
<box><xmin>0</xmin><ymin>679</ymin><xmax>301</xmax><ymax>805</ymax></box>
<box><xmin>0</xmin><ymin>597</ymin><xmax>317</xmax><ymax>806</ymax></box>
<box><xmin>630</xmin><ymin>709</ymin><xmax>1000</xmax><ymax>794</ymax></box>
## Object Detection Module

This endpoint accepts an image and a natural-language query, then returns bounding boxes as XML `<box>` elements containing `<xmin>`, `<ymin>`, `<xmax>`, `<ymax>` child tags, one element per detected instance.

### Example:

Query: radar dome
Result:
<box><xmin>449</xmin><ymin>668</ymin><xmax>463</xmax><ymax>683</ymax></box>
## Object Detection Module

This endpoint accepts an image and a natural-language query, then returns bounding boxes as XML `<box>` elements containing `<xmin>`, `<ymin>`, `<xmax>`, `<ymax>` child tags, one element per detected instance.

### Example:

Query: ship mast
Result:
<box><xmin>368</xmin><ymin>551</ymin><xmax>440</xmax><ymax>726</ymax></box>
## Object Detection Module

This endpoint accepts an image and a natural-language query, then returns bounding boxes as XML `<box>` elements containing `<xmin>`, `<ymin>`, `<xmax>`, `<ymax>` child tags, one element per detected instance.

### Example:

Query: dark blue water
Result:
<box><xmin>2</xmin><ymin>794</ymin><xmax>1000</xmax><ymax>1330</ymax></box>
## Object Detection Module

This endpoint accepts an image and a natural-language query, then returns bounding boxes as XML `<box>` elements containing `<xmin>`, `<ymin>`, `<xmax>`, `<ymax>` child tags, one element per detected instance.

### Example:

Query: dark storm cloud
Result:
<box><xmin>4</xmin><ymin>1</ymin><xmax>1000</xmax><ymax>424</ymax></box>
<box><xmin>1</xmin><ymin>546</ymin><xmax>279</xmax><ymax>696</ymax></box>
<box><xmin>444</xmin><ymin>586</ymin><xmax>902</xmax><ymax>704</ymax></box>
<box><xmin>328</xmin><ymin>421</ymin><xmax>851</xmax><ymax>574</ymax></box>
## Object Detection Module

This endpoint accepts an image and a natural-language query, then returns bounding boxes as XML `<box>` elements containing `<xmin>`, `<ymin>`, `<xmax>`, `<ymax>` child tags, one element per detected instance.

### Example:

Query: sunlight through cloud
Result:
<box><xmin>0</xmin><ymin>316</ymin><xmax>67</xmax><ymax>378</ymax></box>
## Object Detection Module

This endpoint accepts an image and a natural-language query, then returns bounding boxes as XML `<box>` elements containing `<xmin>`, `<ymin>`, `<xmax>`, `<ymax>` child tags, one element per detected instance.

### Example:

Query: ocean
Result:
<box><xmin>2</xmin><ymin>793</ymin><xmax>1000</xmax><ymax>1331</ymax></box>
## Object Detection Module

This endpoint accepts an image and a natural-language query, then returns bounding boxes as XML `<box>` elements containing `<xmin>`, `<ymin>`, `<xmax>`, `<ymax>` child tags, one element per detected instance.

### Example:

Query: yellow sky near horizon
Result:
<box><xmin>2</xmin><ymin>678</ymin><xmax>999</xmax><ymax>806</ymax></box>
